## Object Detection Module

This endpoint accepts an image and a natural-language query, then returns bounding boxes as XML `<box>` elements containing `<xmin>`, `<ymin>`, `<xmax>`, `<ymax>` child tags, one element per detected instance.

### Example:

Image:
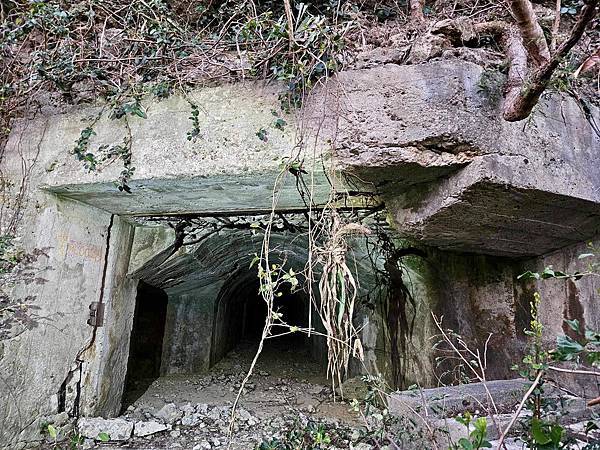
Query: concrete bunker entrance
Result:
<box><xmin>39</xmin><ymin>181</ymin><xmax>380</xmax><ymax>421</ymax></box>
<box><xmin>120</xmin><ymin>213</ymin><xmax>329</xmax><ymax>411</ymax></box>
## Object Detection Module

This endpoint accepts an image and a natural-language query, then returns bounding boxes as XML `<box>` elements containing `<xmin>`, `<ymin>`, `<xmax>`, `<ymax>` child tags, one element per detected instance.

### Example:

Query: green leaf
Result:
<box><xmin>273</xmin><ymin>117</ymin><xmax>287</xmax><ymax>131</ymax></box>
<box><xmin>518</xmin><ymin>270</ymin><xmax>540</xmax><ymax>280</ymax></box>
<box><xmin>565</xmin><ymin>319</ymin><xmax>581</xmax><ymax>333</ymax></box>
<box><xmin>549</xmin><ymin>423</ymin><xmax>564</xmax><ymax>445</ymax></box>
<box><xmin>256</xmin><ymin>128</ymin><xmax>268</xmax><ymax>142</ymax></box>
<box><xmin>586</xmin><ymin>327</ymin><xmax>600</xmax><ymax>342</ymax></box>
<box><xmin>132</xmin><ymin>106</ymin><xmax>147</xmax><ymax>119</ymax></box>
<box><xmin>458</xmin><ymin>438</ymin><xmax>474</xmax><ymax>450</ymax></box>
<box><xmin>555</xmin><ymin>334</ymin><xmax>584</xmax><ymax>360</ymax></box>
<box><xmin>249</xmin><ymin>254</ymin><xmax>260</xmax><ymax>269</ymax></box>
<box><xmin>473</xmin><ymin>417</ymin><xmax>487</xmax><ymax>435</ymax></box>
<box><xmin>97</xmin><ymin>432</ymin><xmax>110</xmax><ymax>442</ymax></box>
<box><xmin>47</xmin><ymin>424</ymin><xmax>58</xmax><ymax>439</ymax></box>
<box><xmin>531</xmin><ymin>419</ymin><xmax>551</xmax><ymax>445</ymax></box>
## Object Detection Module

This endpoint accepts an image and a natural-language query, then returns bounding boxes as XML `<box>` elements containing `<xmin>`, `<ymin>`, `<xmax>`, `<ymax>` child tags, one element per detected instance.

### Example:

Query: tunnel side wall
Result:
<box><xmin>161</xmin><ymin>284</ymin><xmax>225</xmax><ymax>375</ymax></box>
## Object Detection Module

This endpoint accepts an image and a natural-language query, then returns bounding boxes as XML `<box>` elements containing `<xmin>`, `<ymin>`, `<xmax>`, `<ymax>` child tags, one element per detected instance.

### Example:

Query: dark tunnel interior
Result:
<box><xmin>122</xmin><ymin>281</ymin><xmax>168</xmax><ymax>408</ymax></box>
<box><xmin>122</xmin><ymin>267</ymin><xmax>325</xmax><ymax>410</ymax></box>
<box><xmin>210</xmin><ymin>273</ymin><xmax>314</xmax><ymax>366</ymax></box>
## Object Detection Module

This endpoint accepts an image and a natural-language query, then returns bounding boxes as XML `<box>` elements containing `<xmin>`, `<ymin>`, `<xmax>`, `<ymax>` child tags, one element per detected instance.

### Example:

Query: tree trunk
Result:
<box><xmin>503</xmin><ymin>0</ymin><xmax>598</xmax><ymax>121</ymax></box>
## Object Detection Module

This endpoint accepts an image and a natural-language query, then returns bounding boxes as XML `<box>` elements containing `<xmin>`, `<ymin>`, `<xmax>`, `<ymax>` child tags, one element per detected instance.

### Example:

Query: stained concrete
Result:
<box><xmin>0</xmin><ymin>199</ymin><xmax>131</xmax><ymax>448</ymax></box>
<box><xmin>1</xmin><ymin>59</ymin><xmax>599</xmax><ymax>449</ymax></box>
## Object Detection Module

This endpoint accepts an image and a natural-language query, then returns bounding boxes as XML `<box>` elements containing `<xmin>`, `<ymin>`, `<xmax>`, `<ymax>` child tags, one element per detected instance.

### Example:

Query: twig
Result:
<box><xmin>548</xmin><ymin>365</ymin><xmax>600</xmax><ymax>377</ymax></box>
<box><xmin>497</xmin><ymin>370</ymin><xmax>544</xmax><ymax>448</ymax></box>
<box><xmin>550</xmin><ymin>0</ymin><xmax>561</xmax><ymax>52</ymax></box>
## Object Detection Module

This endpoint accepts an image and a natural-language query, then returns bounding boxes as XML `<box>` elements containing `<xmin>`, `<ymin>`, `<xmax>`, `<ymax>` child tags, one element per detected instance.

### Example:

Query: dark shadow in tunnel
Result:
<box><xmin>210</xmin><ymin>271</ymin><xmax>319</xmax><ymax>369</ymax></box>
<box><xmin>121</xmin><ymin>281</ymin><xmax>168</xmax><ymax>410</ymax></box>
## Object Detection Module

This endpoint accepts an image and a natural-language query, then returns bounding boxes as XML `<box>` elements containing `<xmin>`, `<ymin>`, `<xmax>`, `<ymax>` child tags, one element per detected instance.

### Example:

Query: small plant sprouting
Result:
<box><xmin>187</xmin><ymin>102</ymin><xmax>201</xmax><ymax>142</ymax></box>
<box><xmin>256</xmin><ymin>127</ymin><xmax>268</xmax><ymax>142</ymax></box>
<box><xmin>452</xmin><ymin>412</ymin><xmax>492</xmax><ymax>450</ymax></box>
<box><xmin>42</xmin><ymin>423</ymin><xmax>84</xmax><ymax>449</ymax></box>
<box><xmin>98</xmin><ymin>431</ymin><xmax>110</xmax><ymax>442</ymax></box>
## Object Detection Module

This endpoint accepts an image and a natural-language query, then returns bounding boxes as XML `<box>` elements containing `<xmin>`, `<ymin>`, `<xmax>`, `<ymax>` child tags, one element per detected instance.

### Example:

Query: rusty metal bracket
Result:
<box><xmin>87</xmin><ymin>302</ymin><xmax>105</xmax><ymax>327</ymax></box>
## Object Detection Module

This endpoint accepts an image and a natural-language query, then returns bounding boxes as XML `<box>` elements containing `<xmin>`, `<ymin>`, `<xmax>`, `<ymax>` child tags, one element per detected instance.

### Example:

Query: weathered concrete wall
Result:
<box><xmin>0</xmin><ymin>77</ymin><xmax>332</xmax><ymax>447</ymax></box>
<box><xmin>80</xmin><ymin>216</ymin><xmax>137</xmax><ymax>418</ymax></box>
<box><xmin>0</xmin><ymin>199</ymin><xmax>131</xmax><ymax>449</ymax></box>
<box><xmin>356</xmin><ymin>244</ymin><xmax>524</xmax><ymax>389</ymax></box>
<box><xmin>321</xmin><ymin>60</ymin><xmax>600</xmax><ymax>257</ymax></box>
<box><xmin>3</xmin><ymin>81</ymin><xmax>329</xmax><ymax>216</ymax></box>
<box><xmin>1</xmin><ymin>58</ymin><xmax>599</xmax><ymax>448</ymax></box>
<box><xmin>519</xmin><ymin>236</ymin><xmax>600</xmax><ymax>399</ymax></box>
<box><xmin>161</xmin><ymin>285</ymin><xmax>222</xmax><ymax>375</ymax></box>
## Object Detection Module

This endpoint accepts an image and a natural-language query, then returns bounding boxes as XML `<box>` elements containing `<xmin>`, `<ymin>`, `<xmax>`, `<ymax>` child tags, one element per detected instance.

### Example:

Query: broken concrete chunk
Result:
<box><xmin>154</xmin><ymin>403</ymin><xmax>183</xmax><ymax>424</ymax></box>
<box><xmin>181</xmin><ymin>412</ymin><xmax>203</xmax><ymax>427</ymax></box>
<box><xmin>77</xmin><ymin>417</ymin><xmax>133</xmax><ymax>441</ymax></box>
<box><xmin>389</xmin><ymin>379</ymin><xmax>530</xmax><ymax>418</ymax></box>
<box><xmin>134</xmin><ymin>420</ymin><xmax>169</xmax><ymax>437</ymax></box>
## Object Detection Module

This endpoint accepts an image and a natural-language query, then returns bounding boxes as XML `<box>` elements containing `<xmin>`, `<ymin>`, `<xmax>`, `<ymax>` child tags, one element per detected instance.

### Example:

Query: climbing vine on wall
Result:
<box><xmin>0</xmin><ymin>0</ymin><xmax>359</xmax><ymax>194</ymax></box>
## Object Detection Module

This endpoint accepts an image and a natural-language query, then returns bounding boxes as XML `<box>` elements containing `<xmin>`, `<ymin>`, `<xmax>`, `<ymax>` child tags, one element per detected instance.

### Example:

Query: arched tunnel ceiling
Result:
<box><xmin>139</xmin><ymin>230</ymin><xmax>311</xmax><ymax>294</ymax></box>
<box><xmin>128</xmin><ymin>216</ymin><xmax>385</xmax><ymax>299</ymax></box>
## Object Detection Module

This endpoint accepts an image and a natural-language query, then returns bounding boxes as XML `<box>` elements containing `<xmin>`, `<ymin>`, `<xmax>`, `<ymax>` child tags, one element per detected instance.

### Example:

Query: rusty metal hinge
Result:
<box><xmin>87</xmin><ymin>302</ymin><xmax>105</xmax><ymax>327</ymax></box>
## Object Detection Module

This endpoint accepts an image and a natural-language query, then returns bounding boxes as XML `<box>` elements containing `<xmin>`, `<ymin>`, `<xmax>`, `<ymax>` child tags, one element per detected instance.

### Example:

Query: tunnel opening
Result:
<box><xmin>122</xmin><ymin>281</ymin><xmax>168</xmax><ymax>409</ymax></box>
<box><xmin>209</xmin><ymin>270</ymin><xmax>325</xmax><ymax>379</ymax></box>
<box><xmin>120</xmin><ymin>222</ymin><xmax>334</xmax><ymax>411</ymax></box>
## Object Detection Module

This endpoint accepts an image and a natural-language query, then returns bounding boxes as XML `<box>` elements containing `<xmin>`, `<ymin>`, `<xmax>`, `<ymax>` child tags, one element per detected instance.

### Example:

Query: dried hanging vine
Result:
<box><xmin>314</xmin><ymin>213</ymin><xmax>369</xmax><ymax>393</ymax></box>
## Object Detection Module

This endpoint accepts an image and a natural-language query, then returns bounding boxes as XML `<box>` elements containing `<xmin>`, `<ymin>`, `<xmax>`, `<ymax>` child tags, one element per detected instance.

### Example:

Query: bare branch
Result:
<box><xmin>410</xmin><ymin>0</ymin><xmax>425</xmax><ymax>24</ymax></box>
<box><xmin>550</xmin><ymin>0</ymin><xmax>562</xmax><ymax>52</ymax></box>
<box><xmin>497</xmin><ymin>370</ymin><xmax>544</xmax><ymax>448</ymax></box>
